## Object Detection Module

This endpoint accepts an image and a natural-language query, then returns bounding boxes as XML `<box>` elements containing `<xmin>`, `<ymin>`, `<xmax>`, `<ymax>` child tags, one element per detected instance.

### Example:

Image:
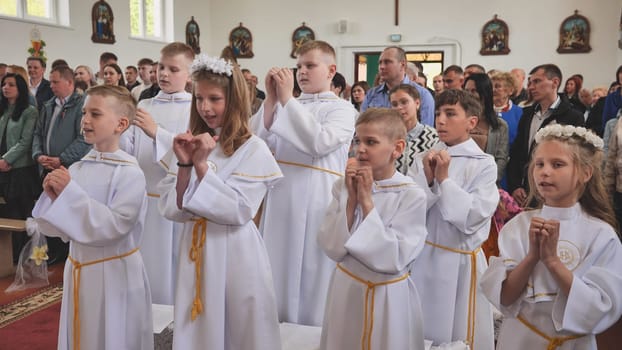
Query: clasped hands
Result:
<box><xmin>423</xmin><ymin>150</ymin><xmax>450</xmax><ymax>186</ymax></box>
<box><xmin>173</xmin><ymin>131</ymin><xmax>219</xmax><ymax>168</ymax></box>
<box><xmin>528</xmin><ymin>217</ymin><xmax>561</xmax><ymax>266</ymax></box>
<box><xmin>345</xmin><ymin>158</ymin><xmax>373</xmax><ymax>209</ymax></box>
<box><xmin>37</xmin><ymin>155</ymin><xmax>61</xmax><ymax>170</ymax></box>
<box><xmin>265</xmin><ymin>67</ymin><xmax>294</xmax><ymax>106</ymax></box>
<box><xmin>43</xmin><ymin>166</ymin><xmax>70</xmax><ymax>201</ymax></box>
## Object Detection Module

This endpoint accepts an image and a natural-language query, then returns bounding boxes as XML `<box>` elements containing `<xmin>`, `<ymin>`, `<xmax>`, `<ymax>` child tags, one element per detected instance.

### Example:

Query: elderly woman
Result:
<box><xmin>491</xmin><ymin>72</ymin><xmax>523</xmax><ymax>146</ymax></box>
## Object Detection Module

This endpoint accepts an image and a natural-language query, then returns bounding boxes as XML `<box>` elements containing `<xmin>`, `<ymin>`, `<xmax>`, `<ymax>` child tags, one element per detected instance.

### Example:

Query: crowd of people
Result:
<box><xmin>1</xmin><ymin>40</ymin><xmax>622</xmax><ymax>350</ymax></box>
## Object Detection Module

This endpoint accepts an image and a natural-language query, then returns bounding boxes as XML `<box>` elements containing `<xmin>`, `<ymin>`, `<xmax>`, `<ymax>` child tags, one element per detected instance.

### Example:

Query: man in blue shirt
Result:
<box><xmin>361</xmin><ymin>46</ymin><xmax>435</xmax><ymax>126</ymax></box>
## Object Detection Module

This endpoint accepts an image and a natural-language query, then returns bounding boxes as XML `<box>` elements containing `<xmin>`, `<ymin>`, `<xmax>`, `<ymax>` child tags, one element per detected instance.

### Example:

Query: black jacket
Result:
<box><xmin>507</xmin><ymin>100</ymin><xmax>584</xmax><ymax>193</ymax></box>
<box><xmin>35</xmin><ymin>78</ymin><xmax>54</xmax><ymax>112</ymax></box>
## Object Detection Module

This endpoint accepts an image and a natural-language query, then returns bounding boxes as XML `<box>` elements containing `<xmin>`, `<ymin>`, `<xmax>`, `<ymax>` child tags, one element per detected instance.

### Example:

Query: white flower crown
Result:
<box><xmin>534</xmin><ymin>124</ymin><xmax>604</xmax><ymax>149</ymax></box>
<box><xmin>190</xmin><ymin>53</ymin><xmax>233</xmax><ymax>77</ymax></box>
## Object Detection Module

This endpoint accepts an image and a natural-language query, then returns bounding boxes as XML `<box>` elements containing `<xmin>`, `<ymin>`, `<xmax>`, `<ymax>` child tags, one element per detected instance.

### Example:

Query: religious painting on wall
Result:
<box><xmin>186</xmin><ymin>16</ymin><xmax>200</xmax><ymax>54</ymax></box>
<box><xmin>291</xmin><ymin>23</ymin><xmax>315</xmax><ymax>58</ymax></box>
<box><xmin>618</xmin><ymin>9</ymin><xmax>622</xmax><ymax>49</ymax></box>
<box><xmin>557</xmin><ymin>10</ymin><xmax>591</xmax><ymax>54</ymax></box>
<box><xmin>480</xmin><ymin>15</ymin><xmax>510</xmax><ymax>55</ymax></box>
<box><xmin>91</xmin><ymin>0</ymin><xmax>115</xmax><ymax>44</ymax></box>
<box><xmin>229</xmin><ymin>23</ymin><xmax>254</xmax><ymax>58</ymax></box>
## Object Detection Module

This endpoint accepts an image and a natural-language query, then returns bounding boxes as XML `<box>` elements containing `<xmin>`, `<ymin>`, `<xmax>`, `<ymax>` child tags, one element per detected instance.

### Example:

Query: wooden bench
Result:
<box><xmin>0</xmin><ymin>218</ymin><xmax>27</xmax><ymax>278</ymax></box>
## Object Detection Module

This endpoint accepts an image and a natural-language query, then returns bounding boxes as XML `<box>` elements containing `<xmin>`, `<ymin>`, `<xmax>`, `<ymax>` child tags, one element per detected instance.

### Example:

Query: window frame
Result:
<box><xmin>130</xmin><ymin>0</ymin><xmax>172</xmax><ymax>43</ymax></box>
<box><xmin>0</xmin><ymin>0</ymin><xmax>69</xmax><ymax>27</ymax></box>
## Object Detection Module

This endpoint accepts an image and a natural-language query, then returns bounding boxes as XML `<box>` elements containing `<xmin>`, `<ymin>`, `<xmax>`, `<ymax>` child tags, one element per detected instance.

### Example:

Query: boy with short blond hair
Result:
<box><xmin>250</xmin><ymin>40</ymin><xmax>357</xmax><ymax>326</ymax></box>
<box><xmin>33</xmin><ymin>85</ymin><xmax>153</xmax><ymax>350</ymax></box>
<box><xmin>121</xmin><ymin>41</ymin><xmax>194</xmax><ymax>305</ymax></box>
<box><xmin>409</xmin><ymin>89</ymin><xmax>499</xmax><ymax>349</ymax></box>
<box><xmin>318</xmin><ymin>108</ymin><xmax>427</xmax><ymax>349</ymax></box>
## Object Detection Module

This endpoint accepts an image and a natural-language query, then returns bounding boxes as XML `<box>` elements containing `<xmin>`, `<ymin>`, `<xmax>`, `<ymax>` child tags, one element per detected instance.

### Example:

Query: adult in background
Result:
<box><xmin>0</xmin><ymin>73</ymin><xmax>41</xmax><ymax>261</ymax></box>
<box><xmin>442</xmin><ymin>65</ymin><xmax>464</xmax><ymax>90</ymax></box>
<box><xmin>361</xmin><ymin>46</ymin><xmax>435</xmax><ymax>126</ymax></box>
<box><xmin>125</xmin><ymin>65</ymin><xmax>140</xmax><ymax>91</ymax></box>
<box><xmin>131</xmin><ymin>58</ymin><xmax>155</xmax><ymax>101</ymax></box>
<box><xmin>103</xmin><ymin>63</ymin><xmax>126</xmax><ymax>88</ymax></box>
<box><xmin>464</xmin><ymin>63</ymin><xmax>485</xmax><ymax>80</ymax></box>
<box><xmin>464</xmin><ymin>73</ymin><xmax>509</xmax><ymax>185</ymax></box>
<box><xmin>506</xmin><ymin>64</ymin><xmax>583</xmax><ymax>206</ymax></box>
<box><xmin>491</xmin><ymin>72</ymin><xmax>523</xmax><ymax>146</ymax></box>
<box><xmin>510</xmin><ymin>68</ymin><xmax>528</xmax><ymax>105</ymax></box>
<box><xmin>350</xmin><ymin>81</ymin><xmax>369</xmax><ymax>111</ymax></box>
<box><xmin>562</xmin><ymin>75</ymin><xmax>585</xmax><ymax>113</ymax></box>
<box><xmin>32</xmin><ymin>65</ymin><xmax>90</xmax><ymax>263</ymax></box>
<box><xmin>27</xmin><ymin>56</ymin><xmax>53</xmax><ymax>111</ymax></box>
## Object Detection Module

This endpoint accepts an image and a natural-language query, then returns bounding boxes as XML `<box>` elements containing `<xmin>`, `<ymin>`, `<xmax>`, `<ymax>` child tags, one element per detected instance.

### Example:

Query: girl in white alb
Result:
<box><xmin>481</xmin><ymin>124</ymin><xmax>622</xmax><ymax>350</ymax></box>
<box><xmin>158</xmin><ymin>54</ymin><xmax>282</xmax><ymax>350</ymax></box>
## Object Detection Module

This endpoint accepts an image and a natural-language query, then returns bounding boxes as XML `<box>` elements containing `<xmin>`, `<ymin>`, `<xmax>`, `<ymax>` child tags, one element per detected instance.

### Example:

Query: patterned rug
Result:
<box><xmin>0</xmin><ymin>283</ymin><xmax>63</xmax><ymax>328</ymax></box>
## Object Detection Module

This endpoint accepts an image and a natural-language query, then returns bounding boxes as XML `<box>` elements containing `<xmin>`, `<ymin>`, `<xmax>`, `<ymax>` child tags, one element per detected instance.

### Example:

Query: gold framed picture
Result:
<box><xmin>480</xmin><ymin>15</ymin><xmax>510</xmax><ymax>56</ymax></box>
<box><xmin>557</xmin><ymin>10</ymin><xmax>591</xmax><ymax>54</ymax></box>
<box><xmin>229</xmin><ymin>23</ymin><xmax>254</xmax><ymax>58</ymax></box>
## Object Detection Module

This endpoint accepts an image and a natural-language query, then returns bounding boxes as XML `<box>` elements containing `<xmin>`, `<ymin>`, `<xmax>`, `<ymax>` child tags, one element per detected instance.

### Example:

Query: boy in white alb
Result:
<box><xmin>409</xmin><ymin>90</ymin><xmax>499</xmax><ymax>350</ymax></box>
<box><xmin>121</xmin><ymin>42</ymin><xmax>194</xmax><ymax>305</ymax></box>
<box><xmin>33</xmin><ymin>85</ymin><xmax>153</xmax><ymax>350</ymax></box>
<box><xmin>318</xmin><ymin>109</ymin><xmax>427</xmax><ymax>350</ymax></box>
<box><xmin>250</xmin><ymin>40</ymin><xmax>357</xmax><ymax>326</ymax></box>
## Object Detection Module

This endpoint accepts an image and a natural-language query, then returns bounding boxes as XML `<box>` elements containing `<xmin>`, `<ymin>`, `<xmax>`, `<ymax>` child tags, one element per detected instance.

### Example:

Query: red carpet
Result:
<box><xmin>0</xmin><ymin>301</ymin><xmax>60</xmax><ymax>350</ymax></box>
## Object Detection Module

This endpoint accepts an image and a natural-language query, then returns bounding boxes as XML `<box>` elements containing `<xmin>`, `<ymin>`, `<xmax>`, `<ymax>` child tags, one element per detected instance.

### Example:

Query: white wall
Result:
<box><xmin>1</xmin><ymin>0</ymin><xmax>621</xmax><ymax>90</ymax></box>
<box><xmin>0</xmin><ymin>0</ymin><xmax>210</xmax><ymax>74</ymax></box>
<box><xmin>205</xmin><ymin>0</ymin><xmax>622</xmax><ymax>90</ymax></box>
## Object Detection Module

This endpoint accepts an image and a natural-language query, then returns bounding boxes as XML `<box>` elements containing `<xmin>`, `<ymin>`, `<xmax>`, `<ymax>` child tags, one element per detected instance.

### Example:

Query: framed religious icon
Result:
<box><xmin>618</xmin><ymin>9</ymin><xmax>622</xmax><ymax>49</ymax></box>
<box><xmin>291</xmin><ymin>23</ymin><xmax>315</xmax><ymax>58</ymax></box>
<box><xmin>557</xmin><ymin>10</ymin><xmax>591</xmax><ymax>54</ymax></box>
<box><xmin>229</xmin><ymin>23</ymin><xmax>254</xmax><ymax>58</ymax></box>
<box><xmin>91</xmin><ymin>0</ymin><xmax>115</xmax><ymax>44</ymax></box>
<box><xmin>186</xmin><ymin>16</ymin><xmax>200</xmax><ymax>54</ymax></box>
<box><xmin>480</xmin><ymin>15</ymin><xmax>510</xmax><ymax>55</ymax></box>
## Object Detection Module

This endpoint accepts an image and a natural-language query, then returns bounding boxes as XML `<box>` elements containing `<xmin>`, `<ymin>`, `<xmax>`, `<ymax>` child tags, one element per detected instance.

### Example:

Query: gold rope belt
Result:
<box><xmin>189</xmin><ymin>218</ymin><xmax>207</xmax><ymax>321</ymax></box>
<box><xmin>67</xmin><ymin>247</ymin><xmax>139</xmax><ymax>350</ymax></box>
<box><xmin>424</xmin><ymin>240</ymin><xmax>481</xmax><ymax>348</ymax></box>
<box><xmin>336</xmin><ymin>264</ymin><xmax>409</xmax><ymax>350</ymax></box>
<box><xmin>276</xmin><ymin>160</ymin><xmax>343</xmax><ymax>177</ymax></box>
<box><xmin>517</xmin><ymin>315</ymin><xmax>585</xmax><ymax>350</ymax></box>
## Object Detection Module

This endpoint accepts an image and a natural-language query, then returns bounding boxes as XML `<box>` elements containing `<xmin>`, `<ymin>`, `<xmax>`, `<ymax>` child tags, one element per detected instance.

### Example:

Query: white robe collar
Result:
<box><xmin>373</xmin><ymin>171</ymin><xmax>415</xmax><ymax>193</ymax></box>
<box><xmin>153</xmin><ymin>90</ymin><xmax>192</xmax><ymax>103</ymax></box>
<box><xmin>540</xmin><ymin>203</ymin><xmax>582</xmax><ymax>221</ymax></box>
<box><xmin>297</xmin><ymin>91</ymin><xmax>341</xmax><ymax>103</ymax></box>
<box><xmin>433</xmin><ymin>138</ymin><xmax>489</xmax><ymax>159</ymax></box>
<box><xmin>82</xmin><ymin>149</ymin><xmax>139</xmax><ymax>167</ymax></box>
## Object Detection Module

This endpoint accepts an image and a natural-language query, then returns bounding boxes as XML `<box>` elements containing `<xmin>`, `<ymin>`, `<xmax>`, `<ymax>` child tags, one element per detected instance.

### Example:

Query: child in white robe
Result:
<box><xmin>318</xmin><ymin>108</ymin><xmax>427</xmax><ymax>349</ymax></box>
<box><xmin>408</xmin><ymin>89</ymin><xmax>499</xmax><ymax>350</ymax></box>
<box><xmin>120</xmin><ymin>42</ymin><xmax>194</xmax><ymax>305</ymax></box>
<box><xmin>250</xmin><ymin>40</ymin><xmax>357</xmax><ymax>326</ymax></box>
<box><xmin>158</xmin><ymin>53</ymin><xmax>282</xmax><ymax>350</ymax></box>
<box><xmin>32</xmin><ymin>85</ymin><xmax>153</xmax><ymax>350</ymax></box>
<box><xmin>481</xmin><ymin>124</ymin><xmax>622</xmax><ymax>350</ymax></box>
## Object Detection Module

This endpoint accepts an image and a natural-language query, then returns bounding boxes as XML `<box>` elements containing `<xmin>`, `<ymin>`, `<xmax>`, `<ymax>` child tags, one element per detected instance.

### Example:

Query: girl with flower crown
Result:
<box><xmin>158</xmin><ymin>53</ymin><xmax>283</xmax><ymax>350</ymax></box>
<box><xmin>481</xmin><ymin>124</ymin><xmax>622</xmax><ymax>350</ymax></box>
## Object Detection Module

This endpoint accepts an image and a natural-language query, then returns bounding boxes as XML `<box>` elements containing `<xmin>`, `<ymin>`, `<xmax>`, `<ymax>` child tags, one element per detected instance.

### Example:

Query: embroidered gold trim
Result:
<box><xmin>277</xmin><ymin>160</ymin><xmax>343</xmax><ymax>177</ymax></box>
<box><xmin>231</xmin><ymin>172</ymin><xmax>282</xmax><ymax>179</ymax></box>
